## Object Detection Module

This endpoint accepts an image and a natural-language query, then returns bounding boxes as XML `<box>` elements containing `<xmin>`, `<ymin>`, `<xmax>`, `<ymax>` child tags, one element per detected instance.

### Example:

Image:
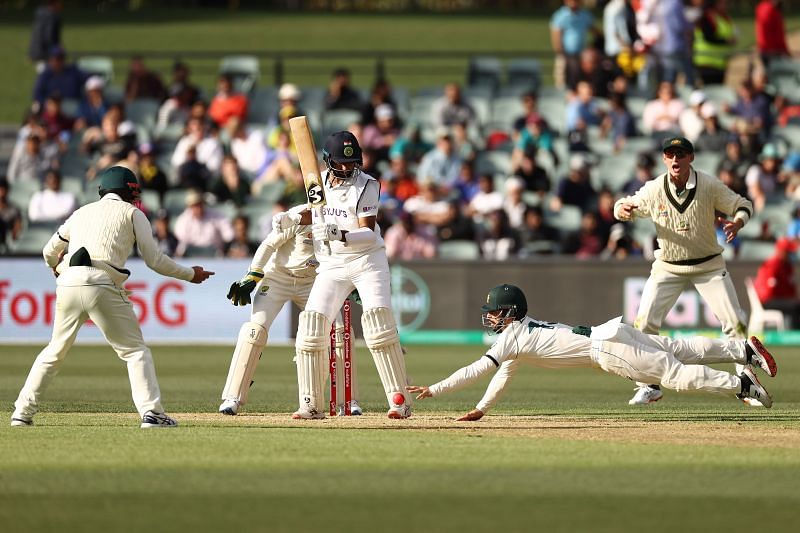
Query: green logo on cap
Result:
<box><xmin>343</xmin><ymin>146</ymin><xmax>354</xmax><ymax>157</ymax></box>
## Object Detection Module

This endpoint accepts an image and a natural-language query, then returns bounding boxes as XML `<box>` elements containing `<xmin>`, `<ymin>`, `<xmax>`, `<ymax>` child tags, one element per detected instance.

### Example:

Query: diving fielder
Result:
<box><xmin>278</xmin><ymin>131</ymin><xmax>411</xmax><ymax>419</ymax></box>
<box><xmin>408</xmin><ymin>285</ymin><xmax>777</xmax><ymax>420</ymax></box>
<box><xmin>614</xmin><ymin>136</ymin><xmax>754</xmax><ymax>405</ymax></box>
<box><xmin>221</xmin><ymin>203</ymin><xmax>362</xmax><ymax>416</ymax></box>
<box><xmin>11</xmin><ymin>166</ymin><xmax>214</xmax><ymax>428</ymax></box>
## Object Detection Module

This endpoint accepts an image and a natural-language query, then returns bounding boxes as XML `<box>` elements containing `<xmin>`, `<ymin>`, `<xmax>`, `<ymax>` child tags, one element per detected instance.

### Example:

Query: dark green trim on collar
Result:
<box><xmin>663</xmin><ymin>170</ymin><xmax>697</xmax><ymax>214</ymax></box>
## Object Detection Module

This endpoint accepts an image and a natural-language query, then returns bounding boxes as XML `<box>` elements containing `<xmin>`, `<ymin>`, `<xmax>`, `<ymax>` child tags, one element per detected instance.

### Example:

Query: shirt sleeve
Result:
<box><xmin>711</xmin><ymin>172</ymin><xmax>753</xmax><ymax>223</ymax></box>
<box><xmin>132</xmin><ymin>209</ymin><xmax>194</xmax><ymax>281</ymax></box>
<box><xmin>614</xmin><ymin>181</ymin><xmax>652</xmax><ymax>220</ymax></box>
<box><xmin>42</xmin><ymin>219</ymin><xmax>71</xmax><ymax>268</ymax></box>
<box><xmin>428</xmin><ymin>356</ymin><xmax>497</xmax><ymax>398</ymax></box>
<box><xmin>250</xmin><ymin>227</ymin><xmax>295</xmax><ymax>272</ymax></box>
<box><xmin>475</xmin><ymin>359</ymin><xmax>522</xmax><ymax>414</ymax></box>
<box><xmin>357</xmin><ymin>179</ymin><xmax>380</xmax><ymax>218</ymax></box>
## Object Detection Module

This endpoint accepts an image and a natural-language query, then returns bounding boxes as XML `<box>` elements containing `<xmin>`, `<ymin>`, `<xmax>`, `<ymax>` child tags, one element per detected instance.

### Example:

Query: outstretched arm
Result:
<box><xmin>407</xmin><ymin>356</ymin><xmax>498</xmax><ymax>419</ymax></box>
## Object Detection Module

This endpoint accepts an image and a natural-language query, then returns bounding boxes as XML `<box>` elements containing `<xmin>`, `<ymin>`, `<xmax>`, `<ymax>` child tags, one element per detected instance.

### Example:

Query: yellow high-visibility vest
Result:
<box><xmin>694</xmin><ymin>12</ymin><xmax>735</xmax><ymax>70</ymax></box>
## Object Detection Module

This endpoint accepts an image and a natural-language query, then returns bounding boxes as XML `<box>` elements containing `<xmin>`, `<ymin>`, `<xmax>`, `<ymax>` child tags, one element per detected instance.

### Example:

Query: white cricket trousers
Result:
<box><xmin>636</xmin><ymin>265</ymin><xmax>747</xmax><ymax>338</ymax></box>
<box><xmin>591</xmin><ymin>323</ymin><xmax>742</xmax><ymax>394</ymax></box>
<box><xmin>13</xmin><ymin>283</ymin><xmax>163</xmax><ymax>419</ymax></box>
<box><xmin>304</xmin><ymin>250</ymin><xmax>391</xmax><ymax>321</ymax></box>
<box><xmin>251</xmin><ymin>273</ymin><xmax>314</xmax><ymax>326</ymax></box>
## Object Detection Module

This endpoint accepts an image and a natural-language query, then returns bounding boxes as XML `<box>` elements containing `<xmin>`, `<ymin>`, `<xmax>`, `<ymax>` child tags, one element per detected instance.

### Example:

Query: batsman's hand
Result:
<box><xmin>226</xmin><ymin>270</ymin><xmax>264</xmax><ymax>306</ymax></box>
<box><xmin>190</xmin><ymin>266</ymin><xmax>214</xmax><ymax>284</ymax></box>
<box><xmin>456</xmin><ymin>409</ymin><xmax>484</xmax><ymax>422</ymax></box>
<box><xmin>406</xmin><ymin>385</ymin><xmax>432</xmax><ymax>400</ymax></box>
<box><xmin>312</xmin><ymin>222</ymin><xmax>343</xmax><ymax>243</ymax></box>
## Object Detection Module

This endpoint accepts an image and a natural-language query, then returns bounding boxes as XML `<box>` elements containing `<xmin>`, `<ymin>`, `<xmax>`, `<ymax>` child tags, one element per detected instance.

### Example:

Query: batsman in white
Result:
<box><xmin>10</xmin><ymin>166</ymin><xmax>214</xmax><ymax>428</ymax></box>
<box><xmin>408</xmin><ymin>284</ymin><xmax>777</xmax><ymax>420</ymax></box>
<box><xmin>219</xmin><ymin>203</ymin><xmax>362</xmax><ymax>416</ymax></box>
<box><xmin>277</xmin><ymin>131</ymin><xmax>412</xmax><ymax>419</ymax></box>
<box><xmin>614</xmin><ymin>136</ymin><xmax>754</xmax><ymax>406</ymax></box>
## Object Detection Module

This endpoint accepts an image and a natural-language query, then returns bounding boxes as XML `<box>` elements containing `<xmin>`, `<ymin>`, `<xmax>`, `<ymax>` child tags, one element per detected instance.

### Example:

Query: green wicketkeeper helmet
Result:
<box><xmin>481</xmin><ymin>284</ymin><xmax>527</xmax><ymax>321</ymax></box>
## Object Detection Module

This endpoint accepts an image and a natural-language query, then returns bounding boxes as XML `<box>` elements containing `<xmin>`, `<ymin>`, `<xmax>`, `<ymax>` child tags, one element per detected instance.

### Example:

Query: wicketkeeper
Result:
<box><xmin>409</xmin><ymin>284</ymin><xmax>777</xmax><ymax>420</ymax></box>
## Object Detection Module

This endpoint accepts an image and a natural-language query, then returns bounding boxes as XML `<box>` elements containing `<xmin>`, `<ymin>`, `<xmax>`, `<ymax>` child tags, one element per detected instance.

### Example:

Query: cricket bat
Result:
<box><xmin>288</xmin><ymin>116</ymin><xmax>326</xmax><ymax>209</ymax></box>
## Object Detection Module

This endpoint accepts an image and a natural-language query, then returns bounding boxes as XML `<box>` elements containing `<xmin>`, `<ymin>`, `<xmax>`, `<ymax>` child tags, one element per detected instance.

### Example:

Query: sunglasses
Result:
<box><xmin>664</xmin><ymin>150</ymin><xmax>690</xmax><ymax>159</ymax></box>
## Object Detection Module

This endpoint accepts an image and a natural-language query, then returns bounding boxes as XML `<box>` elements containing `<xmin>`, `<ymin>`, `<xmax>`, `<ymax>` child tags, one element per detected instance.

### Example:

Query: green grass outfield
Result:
<box><xmin>1</xmin><ymin>9</ymin><xmax>800</xmax><ymax>122</ymax></box>
<box><xmin>1</xmin><ymin>342</ymin><xmax>799</xmax><ymax>533</ymax></box>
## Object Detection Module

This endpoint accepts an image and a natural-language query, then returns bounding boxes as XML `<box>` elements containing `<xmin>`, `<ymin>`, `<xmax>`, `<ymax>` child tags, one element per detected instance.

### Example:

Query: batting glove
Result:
<box><xmin>312</xmin><ymin>222</ymin><xmax>343</xmax><ymax>243</ymax></box>
<box><xmin>226</xmin><ymin>270</ymin><xmax>264</xmax><ymax>306</ymax></box>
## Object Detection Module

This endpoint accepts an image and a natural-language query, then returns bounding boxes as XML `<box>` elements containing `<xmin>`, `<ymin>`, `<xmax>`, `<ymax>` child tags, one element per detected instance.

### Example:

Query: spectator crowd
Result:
<box><xmin>2</xmin><ymin>0</ymin><xmax>799</xmax><ymax>265</ymax></box>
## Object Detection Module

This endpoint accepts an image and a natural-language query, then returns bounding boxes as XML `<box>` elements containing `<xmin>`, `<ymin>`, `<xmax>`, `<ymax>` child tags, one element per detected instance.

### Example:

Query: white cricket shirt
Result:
<box><xmin>312</xmin><ymin>169</ymin><xmax>385</xmax><ymax>265</ymax></box>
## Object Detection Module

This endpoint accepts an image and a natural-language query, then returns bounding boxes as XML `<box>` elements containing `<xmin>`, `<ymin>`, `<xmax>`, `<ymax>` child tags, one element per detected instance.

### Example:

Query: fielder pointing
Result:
<box><xmin>220</xmin><ymin>203</ymin><xmax>362</xmax><ymax>416</ymax></box>
<box><xmin>614</xmin><ymin>136</ymin><xmax>754</xmax><ymax>406</ymax></box>
<box><xmin>408</xmin><ymin>284</ymin><xmax>776</xmax><ymax>420</ymax></box>
<box><xmin>11</xmin><ymin>166</ymin><xmax>214</xmax><ymax>428</ymax></box>
<box><xmin>278</xmin><ymin>131</ymin><xmax>412</xmax><ymax>419</ymax></box>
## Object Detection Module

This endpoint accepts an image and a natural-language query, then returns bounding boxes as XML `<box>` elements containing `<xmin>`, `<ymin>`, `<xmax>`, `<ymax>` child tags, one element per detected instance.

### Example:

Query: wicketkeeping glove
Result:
<box><xmin>312</xmin><ymin>222</ymin><xmax>342</xmax><ymax>243</ymax></box>
<box><xmin>347</xmin><ymin>289</ymin><xmax>362</xmax><ymax>306</ymax></box>
<box><xmin>226</xmin><ymin>270</ymin><xmax>264</xmax><ymax>306</ymax></box>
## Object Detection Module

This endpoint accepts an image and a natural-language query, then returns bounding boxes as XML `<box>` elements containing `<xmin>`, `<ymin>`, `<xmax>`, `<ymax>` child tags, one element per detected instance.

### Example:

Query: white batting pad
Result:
<box><xmin>295</xmin><ymin>311</ymin><xmax>330</xmax><ymax>414</ymax></box>
<box><xmin>361</xmin><ymin>307</ymin><xmax>411</xmax><ymax>407</ymax></box>
<box><xmin>221</xmin><ymin>322</ymin><xmax>267</xmax><ymax>405</ymax></box>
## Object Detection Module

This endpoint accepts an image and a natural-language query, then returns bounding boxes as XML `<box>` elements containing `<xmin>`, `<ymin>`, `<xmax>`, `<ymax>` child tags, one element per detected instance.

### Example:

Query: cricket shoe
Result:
<box><xmin>628</xmin><ymin>385</ymin><xmax>663</xmax><ymax>405</ymax></box>
<box><xmin>745</xmin><ymin>336</ymin><xmax>777</xmax><ymax>377</ymax></box>
<box><xmin>219</xmin><ymin>399</ymin><xmax>240</xmax><ymax>416</ymax></box>
<box><xmin>387</xmin><ymin>404</ymin><xmax>412</xmax><ymax>419</ymax></box>
<box><xmin>140</xmin><ymin>411</ymin><xmax>178</xmax><ymax>428</ymax></box>
<box><xmin>336</xmin><ymin>400</ymin><xmax>363</xmax><ymax>416</ymax></box>
<box><xmin>10</xmin><ymin>417</ymin><xmax>33</xmax><ymax>427</ymax></box>
<box><xmin>737</xmin><ymin>367</ymin><xmax>772</xmax><ymax>408</ymax></box>
<box><xmin>291</xmin><ymin>407</ymin><xmax>325</xmax><ymax>420</ymax></box>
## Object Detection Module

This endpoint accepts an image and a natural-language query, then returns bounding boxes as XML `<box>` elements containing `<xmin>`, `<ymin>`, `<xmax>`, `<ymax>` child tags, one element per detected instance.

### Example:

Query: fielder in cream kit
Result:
<box><xmin>278</xmin><ymin>131</ymin><xmax>412</xmax><ymax>419</ymax></box>
<box><xmin>220</xmin><ymin>203</ymin><xmax>362</xmax><ymax>416</ymax></box>
<box><xmin>614</xmin><ymin>136</ymin><xmax>754</xmax><ymax>405</ymax></box>
<box><xmin>11</xmin><ymin>166</ymin><xmax>214</xmax><ymax>428</ymax></box>
<box><xmin>408</xmin><ymin>285</ymin><xmax>777</xmax><ymax>420</ymax></box>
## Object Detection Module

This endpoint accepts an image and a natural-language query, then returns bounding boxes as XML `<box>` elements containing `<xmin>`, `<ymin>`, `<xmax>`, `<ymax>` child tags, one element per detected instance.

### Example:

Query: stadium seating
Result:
<box><xmin>438</xmin><ymin>240</ymin><xmax>480</xmax><ymax>260</ymax></box>
<box><xmin>11</xmin><ymin>224</ymin><xmax>56</xmax><ymax>255</ymax></box>
<box><xmin>219</xmin><ymin>55</ymin><xmax>260</xmax><ymax>94</ymax></box>
<box><xmin>466</xmin><ymin>56</ymin><xmax>502</xmax><ymax>93</ymax></box>
<box><xmin>544</xmin><ymin>204</ymin><xmax>581</xmax><ymax>236</ymax></box>
<box><xmin>506</xmin><ymin>58</ymin><xmax>540</xmax><ymax>92</ymax></box>
<box><xmin>474</xmin><ymin>150</ymin><xmax>511</xmax><ymax>177</ymax></box>
<box><xmin>247</xmin><ymin>86</ymin><xmax>279</xmax><ymax>126</ymax></box>
<box><xmin>139</xmin><ymin>189</ymin><xmax>162</xmax><ymax>213</ymax></box>
<box><xmin>488</xmin><ymin>95</ymin><xmax>524</xmax><ymax>131</ymax></box>
<box><xmin>738</xmin><ymin>240</ymin><xmax>775</xmax><ymax>261</ymax></box>
<box><xmin>77</xmin><ymin>56</ymin><xmax>114</xmax><ymax>84</ymax></box>
<box><xmin>126</xmin><ymin>98</ymin><xmax>161</xmax><ymax>133</ymax></box>
<box><xmin>322</xmin><ymin>109</ymin><xmax>362</xmax><ymax>140</ymax></box>
<box><xmin>745</xmin><ymin>277</ymin><xmax>786</xmax><ymax>333</ymax></box>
